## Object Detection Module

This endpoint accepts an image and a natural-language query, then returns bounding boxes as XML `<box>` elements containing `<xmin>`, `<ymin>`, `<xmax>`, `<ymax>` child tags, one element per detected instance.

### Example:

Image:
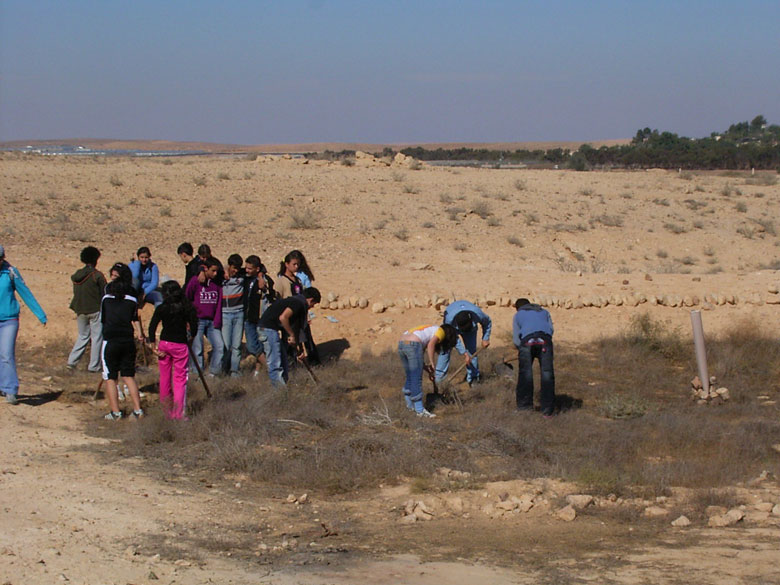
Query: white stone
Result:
<box><xmin>371</xmin><ymin>302</ymin><xmax>386</xmax><ymax>314</ymax></box>
<box><xmin>565</xmin><ymin>494</ymin><xmax>594</xmax><ymax>510</ymax></box>
<box><xmin>671</xmin><ymin>515</ymin><xmax>691</xmax><ymax>527</ymax></box>
<box><xmin>555</xmin><ymin>505</ymin><xmax>577</xmax><ymax>522</ymax></box>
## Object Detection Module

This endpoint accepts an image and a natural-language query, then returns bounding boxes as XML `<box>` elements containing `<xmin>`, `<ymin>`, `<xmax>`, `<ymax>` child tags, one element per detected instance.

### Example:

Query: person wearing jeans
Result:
<box><xmin>256</xmin><ymin>288</ymin><xmax>321</xmax><ymax>387</ymax></box>
<box><xmin>434</xmin><ymin>300</ymin><xmax>491</xmax><ymax>386</ymax></box>
<box><xmin>0</xmin><ymin>246</ymin><xmax>47</xmax><ymax>404</ymax></box>
<box><xmin>398</xmin><ymin>323</ymin><xmax>458</xmax><ymax>418</ymax></box>
<box><xmin>67</xmin><ymin>246</ymin><xmax>106</xmax><ymax>372</ymax></box>
<box><xmin>221</xmin><ymin>254</ymin><xmax>245</xmax><ymax>376</ymax></box>
<box><xmin>185</xmin><ymin>257</ymin><xmax>223</xmax><ymax>376</ymax></box>
<box><xmin>192</xmin><ymin>317</ymin><xmax>224</xmax><ymax>376</ymax></box>
<box><xmin>512</xmin><ymin>298</ymin><xmax>555</xmax><ymax>416</ymax></box>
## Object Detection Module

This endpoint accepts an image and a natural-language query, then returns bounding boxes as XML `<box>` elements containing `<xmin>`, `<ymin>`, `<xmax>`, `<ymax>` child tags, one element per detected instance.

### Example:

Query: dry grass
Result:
<box><xmin>111</xmin><ymin>315</ymin><xmax>780</xmax><ymax>498</ymax></box>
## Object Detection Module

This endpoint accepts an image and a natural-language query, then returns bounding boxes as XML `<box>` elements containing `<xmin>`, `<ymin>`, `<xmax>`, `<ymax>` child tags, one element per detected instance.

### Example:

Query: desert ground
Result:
<box><xmin>1</xmin><ymin>151</ymin><xmax>779</xmax><ymax>584</ymax></box>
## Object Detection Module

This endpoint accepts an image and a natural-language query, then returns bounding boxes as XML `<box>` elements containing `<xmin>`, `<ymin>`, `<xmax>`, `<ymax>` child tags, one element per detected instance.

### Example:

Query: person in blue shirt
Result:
<box><xmin>512</xmin><ymin>298</ymin><xmax>555</xmax><ymax>416</ymax></box>
<box><xmin>129</xmin><ymin>246</ymin><xmax>162</xmax><ymax>306</ymax></box>
<box><xmin>434</xmin><ymin>300</ymin><xmax>491</xmax><ymax>386</ymax></box>
<box><xmin>0</xmin><ymin>245</ymin><xmax>47</xmax><ymax>405</ymax></box>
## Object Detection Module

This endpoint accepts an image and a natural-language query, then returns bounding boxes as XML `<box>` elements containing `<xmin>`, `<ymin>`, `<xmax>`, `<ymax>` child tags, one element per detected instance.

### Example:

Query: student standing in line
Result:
<box><xmin>129</xmin><ymin>246</ymin><xmax>163</xmax><ymax>306</ymax></box>
<box><xmin>276</xmin><ymin>251</ymin><xmax>304</xmax><ymax>299</ymax></box>
<box><xmin>100</xmin><ymin>279</ymin><xmax>145</xmax><ymax>420</ymax></box>
<box><xmin>67</xmin><ymin>246</ymin><xmax>106</xmax><ymax>373</ymax></box>
<box><xmin>398</xmin><ymin>323</ymin><xmax>458</xmax><ymax>418</ymax></box>
<box><xmin>256</xmin><ymin>287</ymin><xmax>320</xmax><ymax>387</ymax></box>
<box><xmin>0</xmin><ymin>245</ymin><xmax>47</xmax><ymax>405</ymax></box>
<box><xmin>185</xmin><ymin>257</ymin><xmax>224</xmax><ymax>377</ymax></box>
<box><xmin>177</xmin><ymin>242</ymin><xmax>202</xmax><ymax>286</ymax></box>
<box><xmin>243</xmin><ymin>256</ymin><xmax>276</xmax><ymax>377</ymax></box>
<box><xmin>147</xmin><ymin>280</ymin><xmax>198</xmax><ymax>419</ymax></box>
<box><xmin>221</xmin><ymin>254</ymin><xmax>246</xmax><ymax>377</ymax></box>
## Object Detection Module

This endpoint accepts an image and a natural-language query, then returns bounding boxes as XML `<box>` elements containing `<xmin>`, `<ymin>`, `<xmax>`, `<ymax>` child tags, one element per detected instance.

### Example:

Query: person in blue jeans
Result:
<box><xmin>184</xmin><ymin>258</ymin><xmax>224</xmax><ymax>376</ymax></box>
<box><xmin>0</xmin><ymin>245</ymin><xmax>47</xmax><ymax>405</ymax></box>
<box><xmin>398</xmin><ymin>323</ymin><xmax>458</xmax><ymax>418</ymax></box>
<box><xmin>435</xmin><ymin>300</ymin><xmax>491</xmax><ymax>386</ymax></box>
<box><xmin>221</xmin><ymin>254</ymin><xmax>246</xmax><ymax>376</ymax></box>
<box><xmin>512</xmin><ymin>298</ymin><xmax>555</xmax><ymax>416</ymax></box>
<box><xmin>256</xmin><ymin>288</ymin><xmax>321</xmax><ymax>387</ymax></box>
<box><xmin>243</xmin><ymin>256</ymin><xmax>276</xmax><ymax>377</ymax></box>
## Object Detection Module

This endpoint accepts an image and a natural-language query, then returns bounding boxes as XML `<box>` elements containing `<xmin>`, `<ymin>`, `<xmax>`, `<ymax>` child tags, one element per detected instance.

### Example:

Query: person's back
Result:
<box><xmin>67</xmin><ymin>246</ymin><xmax>106</xmax><ymax>372</ymax></box>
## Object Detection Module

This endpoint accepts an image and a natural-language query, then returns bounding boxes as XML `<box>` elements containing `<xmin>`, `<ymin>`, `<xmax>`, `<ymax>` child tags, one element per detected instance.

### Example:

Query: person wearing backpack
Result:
<box><xmin>0</xmin><ymin>245</ymin><xmax>47</xmax><ymax>405</ymax></box>
<box><xmin>434</xmin><ymin>300</ymin><xmax>490</xmax><ymax>387</ymax></box>
<box><xmin>67</xmin><ymin>246</ymin><xmax>106</xmax><ymax>373</ymax></box>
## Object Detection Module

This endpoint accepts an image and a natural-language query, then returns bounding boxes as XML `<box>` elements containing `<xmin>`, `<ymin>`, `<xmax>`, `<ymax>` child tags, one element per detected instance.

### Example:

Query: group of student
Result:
<box><xmin>66</xmin><ymin>243</ymin><xmax>321</xmax><ymax>421</ymax></box>
<box><xmin>1</xmin><ymin>240</ymin><xmax>557</xmax><ymax>420</ymax></box>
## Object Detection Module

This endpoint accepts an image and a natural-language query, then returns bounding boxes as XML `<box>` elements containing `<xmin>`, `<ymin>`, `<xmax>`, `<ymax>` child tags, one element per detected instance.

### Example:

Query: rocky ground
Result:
<box><xmin>1</xmin><ymin>153</ymin><xmax>779</xmax><ymax>583</ymax></box>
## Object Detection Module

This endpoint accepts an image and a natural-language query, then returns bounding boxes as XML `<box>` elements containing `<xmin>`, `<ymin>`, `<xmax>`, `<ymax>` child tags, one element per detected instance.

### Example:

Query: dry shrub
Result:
<box><xmin>116</xmin><ymin>317</ymin><xmax>780</xmax><ymax>497</ymax></box>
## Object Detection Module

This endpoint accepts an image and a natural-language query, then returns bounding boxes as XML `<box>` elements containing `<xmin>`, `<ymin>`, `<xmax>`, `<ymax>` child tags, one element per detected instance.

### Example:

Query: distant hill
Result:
<box><xmin>0</xmin><ymin>138</ymin><xmax>629</xmax><ymax>154</ymax></box>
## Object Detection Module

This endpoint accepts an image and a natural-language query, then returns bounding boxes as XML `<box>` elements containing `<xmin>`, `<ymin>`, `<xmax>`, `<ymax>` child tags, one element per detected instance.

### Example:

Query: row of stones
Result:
<box><xmin>320</xmin><ymin>287</ymin><xmax>780</xmax><ymax>313</ymax></box>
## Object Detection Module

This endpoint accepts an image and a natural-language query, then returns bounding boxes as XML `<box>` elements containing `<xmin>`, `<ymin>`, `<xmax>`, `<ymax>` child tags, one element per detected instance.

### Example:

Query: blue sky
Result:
<box><xmin>1</xmin><ymin>0</ymin><xmax>778</xmax><ymax>144</ymax></box>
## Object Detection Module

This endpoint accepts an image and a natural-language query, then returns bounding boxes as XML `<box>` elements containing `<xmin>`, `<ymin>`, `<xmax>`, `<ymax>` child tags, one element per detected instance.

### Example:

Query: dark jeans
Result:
<box><xmin>515</xmin><ymin>337</ymin><xmax>555</xmax><ymax>413</ymax></box>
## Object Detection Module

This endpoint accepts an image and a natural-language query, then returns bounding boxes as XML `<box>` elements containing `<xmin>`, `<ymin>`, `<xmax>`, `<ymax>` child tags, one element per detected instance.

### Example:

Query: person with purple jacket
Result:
<box><xmin>185</xmin><ymin>257</ymin><xmax>224</xmax><ymax>376</ymax></box>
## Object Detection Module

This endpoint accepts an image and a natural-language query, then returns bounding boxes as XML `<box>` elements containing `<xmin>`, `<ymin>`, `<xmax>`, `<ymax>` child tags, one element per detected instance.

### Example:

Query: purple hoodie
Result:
<box><xmin>185</xmin><ymin>275</ymin><xmax>223</xmax><ymax>329</ymax></box>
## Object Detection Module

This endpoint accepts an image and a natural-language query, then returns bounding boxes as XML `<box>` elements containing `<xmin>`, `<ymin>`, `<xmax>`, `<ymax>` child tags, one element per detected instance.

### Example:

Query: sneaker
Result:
<box><xmin>416</xmin><ymin>408</ymin><xmax>436</xmax><ymax>418</ymax></box>
<box><xmin>5</xmin><ymin>394</ymin><xmax>18</xmax><ymax>405</ymax></box>
<box><xmin>104</xmin><ymin>411</ymin><xmax>122</xmax><ymax>421</ymax></box>
<box><xmin>541</xmin><ymin>409</ymin><xmax>555</xmax><ymax>418</ymax></box>
<box><xmin>66</xmin><ymin>364</ymin><xmax>76</xmax><ymax>371</ymax></box>
<box><xmin>131</xmin><ymin>409</ymin><xmax>145</xmax><ymax>419</ymax></box>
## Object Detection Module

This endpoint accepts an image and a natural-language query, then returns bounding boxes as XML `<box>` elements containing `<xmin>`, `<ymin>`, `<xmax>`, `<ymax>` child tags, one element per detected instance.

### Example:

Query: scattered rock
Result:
<box><xmin>643</xmin><ymin>506</ymin><xmax>669</xmax><ymax>518</ymax></box>
<box><xmin>371</xmin><ymin>302</ymin><xmax>386</xmax><ymax>314</ymax></box>
<box><xmin>691</xmin><ymin>376</ymin><xmax>703</xmax><ymax>390</ymax></box>
<box><xmin>772</xmin><ymin>504</ymin><xmax>780</xmax><ymax>517</ymax></box>
<box><xmin>754</xmin><ymin>502</ymin><xmax>774</xmax><ymax>513</ymax></box>
<box><xmin>708</xmin><ymin>508</ymin><xmax>744</xmax><ymax>527</ymax></box>
<box><xmin>555</xmin><ymin>505</ymin><xmax>577</xmax><ymax>522</ymax></box>
<box><xmin>565</xmin><ymin>494</ymin><xmax>594</xmax><ymax>510</ymax></box>
<box><xmin>671</xmin><ymin>515</ymin><xmax>691</xmax><ymax>527</ymax></box>
<box><xmin>706</xmin><ymin>505</ymin><xmax>727</xmax><ymax>517</ymax></box>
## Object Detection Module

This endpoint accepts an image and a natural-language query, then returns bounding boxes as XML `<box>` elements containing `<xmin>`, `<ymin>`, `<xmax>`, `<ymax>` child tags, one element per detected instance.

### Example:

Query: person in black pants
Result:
<box><xmin>511</xmin><ymin>298</ymin><xmax>555</xmax><ymax>416</ymax></box>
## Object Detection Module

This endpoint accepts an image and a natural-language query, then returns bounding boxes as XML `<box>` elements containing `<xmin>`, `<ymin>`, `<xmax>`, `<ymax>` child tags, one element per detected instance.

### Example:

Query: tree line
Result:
<box><xmin>393</xmin><ymin>116</ymin><xmax>780</xmax><ymax>171</ymax></box>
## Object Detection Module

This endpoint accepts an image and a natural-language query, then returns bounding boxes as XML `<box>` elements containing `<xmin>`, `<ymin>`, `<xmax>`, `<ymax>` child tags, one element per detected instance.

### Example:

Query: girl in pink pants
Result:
<box><xmin>147</xmin><ymin>281</ymin><xmax>198</xmax><ymax>419</ymax></box>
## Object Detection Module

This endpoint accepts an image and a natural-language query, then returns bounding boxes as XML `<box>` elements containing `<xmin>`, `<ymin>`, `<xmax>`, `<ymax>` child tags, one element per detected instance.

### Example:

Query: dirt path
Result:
<box><xmin>2</xmin><ymin>360</ymin><xmax>780</xmax><ymax>585</ymax></box>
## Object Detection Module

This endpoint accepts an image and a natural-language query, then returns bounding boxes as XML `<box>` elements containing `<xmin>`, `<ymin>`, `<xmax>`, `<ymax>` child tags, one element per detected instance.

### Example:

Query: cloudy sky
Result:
<box><xmin>1</xmin><ymin>0</ymin><xmax>778</xmax><ymax>144</ymax></box>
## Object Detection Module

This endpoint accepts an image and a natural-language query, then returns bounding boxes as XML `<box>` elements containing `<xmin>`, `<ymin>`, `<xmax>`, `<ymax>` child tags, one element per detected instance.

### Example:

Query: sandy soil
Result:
<box><xmin>1</xmin><ymin>153</ymin><xmax>779</xmax><ymax>583</ymax></box>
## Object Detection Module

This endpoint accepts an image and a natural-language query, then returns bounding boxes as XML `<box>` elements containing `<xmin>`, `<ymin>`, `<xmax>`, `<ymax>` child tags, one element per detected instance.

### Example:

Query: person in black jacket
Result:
<box><xmin>101</xmin><ymin>279</ymin><xmax>145</xmax><ymax>421</ymax></box>
<box><xmin>243</xmin><ymin>255</ymin><xmax>276</xmax><ymax>377</ymax></box>
<box><xmin>257</xmin><ymin>287</ymin><xmax>320</xmax><ymax>386</ymax></box>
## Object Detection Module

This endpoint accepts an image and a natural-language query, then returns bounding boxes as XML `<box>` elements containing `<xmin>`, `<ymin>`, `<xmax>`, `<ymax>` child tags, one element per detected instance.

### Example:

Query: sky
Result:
<box><xmin>1</xmin><ymin>0</ymin><xmax>778</xmax><ymax>144</ymax></box>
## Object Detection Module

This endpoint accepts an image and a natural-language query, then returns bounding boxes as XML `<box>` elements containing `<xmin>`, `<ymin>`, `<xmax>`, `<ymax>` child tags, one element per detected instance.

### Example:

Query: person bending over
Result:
<box><xmin>435</xmin><ymin>300</ymin><xmax>490</xmax><ymax>386</ymax></box>
<box><xmin>256</xmin><ymin>287</ymin><xmax>321</xmax><ymax>387</ymax></box>
<box><xmin>512</xmin><ymin>298</ymin><xmax>555</xmax><ymax>416</ymax></box>
<box><xmin>398</xmin><ymin>323</ymin><xmax>458</xmax><ymax>418</ymax></box>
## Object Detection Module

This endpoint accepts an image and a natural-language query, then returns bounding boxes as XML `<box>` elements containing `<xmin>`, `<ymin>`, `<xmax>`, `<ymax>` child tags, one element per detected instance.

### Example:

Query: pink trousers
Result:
<box><xmin>158</xmin><ymin>340</ymin><xmax>189</xmax><ymax>419</ymax></box>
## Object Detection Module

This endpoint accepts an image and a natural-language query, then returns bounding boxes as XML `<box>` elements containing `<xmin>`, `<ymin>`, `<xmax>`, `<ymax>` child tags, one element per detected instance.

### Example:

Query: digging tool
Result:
<box><xmin>187</xmin><ymin>341</ymin><xmax>212</xmax><ymax>398</ymax></box>
<box><xmin>301</xmin><ymin>357</ymin><xmax>319</xmax><ymax>384</ymax></box>
<box><xmin>432</xmin><ymin>373</ymin><xmax>463</xmax><ymax>409</ymax></box>
<box><xmin>443</xmin><ymin>346</ymin><xmax>486</xmax><ymax>386</ymax></box>
<box><xmin>92</xmin><ymin>378</ymin><xmax>104</xmax><ymax>402</ymax></box>
<box><xmin>137</xmin><ymin>313</ymin><xmax>150</xmax><ymax>368</ymax></box>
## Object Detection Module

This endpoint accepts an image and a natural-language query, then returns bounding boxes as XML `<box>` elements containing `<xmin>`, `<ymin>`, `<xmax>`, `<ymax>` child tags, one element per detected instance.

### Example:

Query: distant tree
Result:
<box><xmin>751</xmin><ymin>115</ymin><xmax>767</xmax><ymax>132</ymax></box>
